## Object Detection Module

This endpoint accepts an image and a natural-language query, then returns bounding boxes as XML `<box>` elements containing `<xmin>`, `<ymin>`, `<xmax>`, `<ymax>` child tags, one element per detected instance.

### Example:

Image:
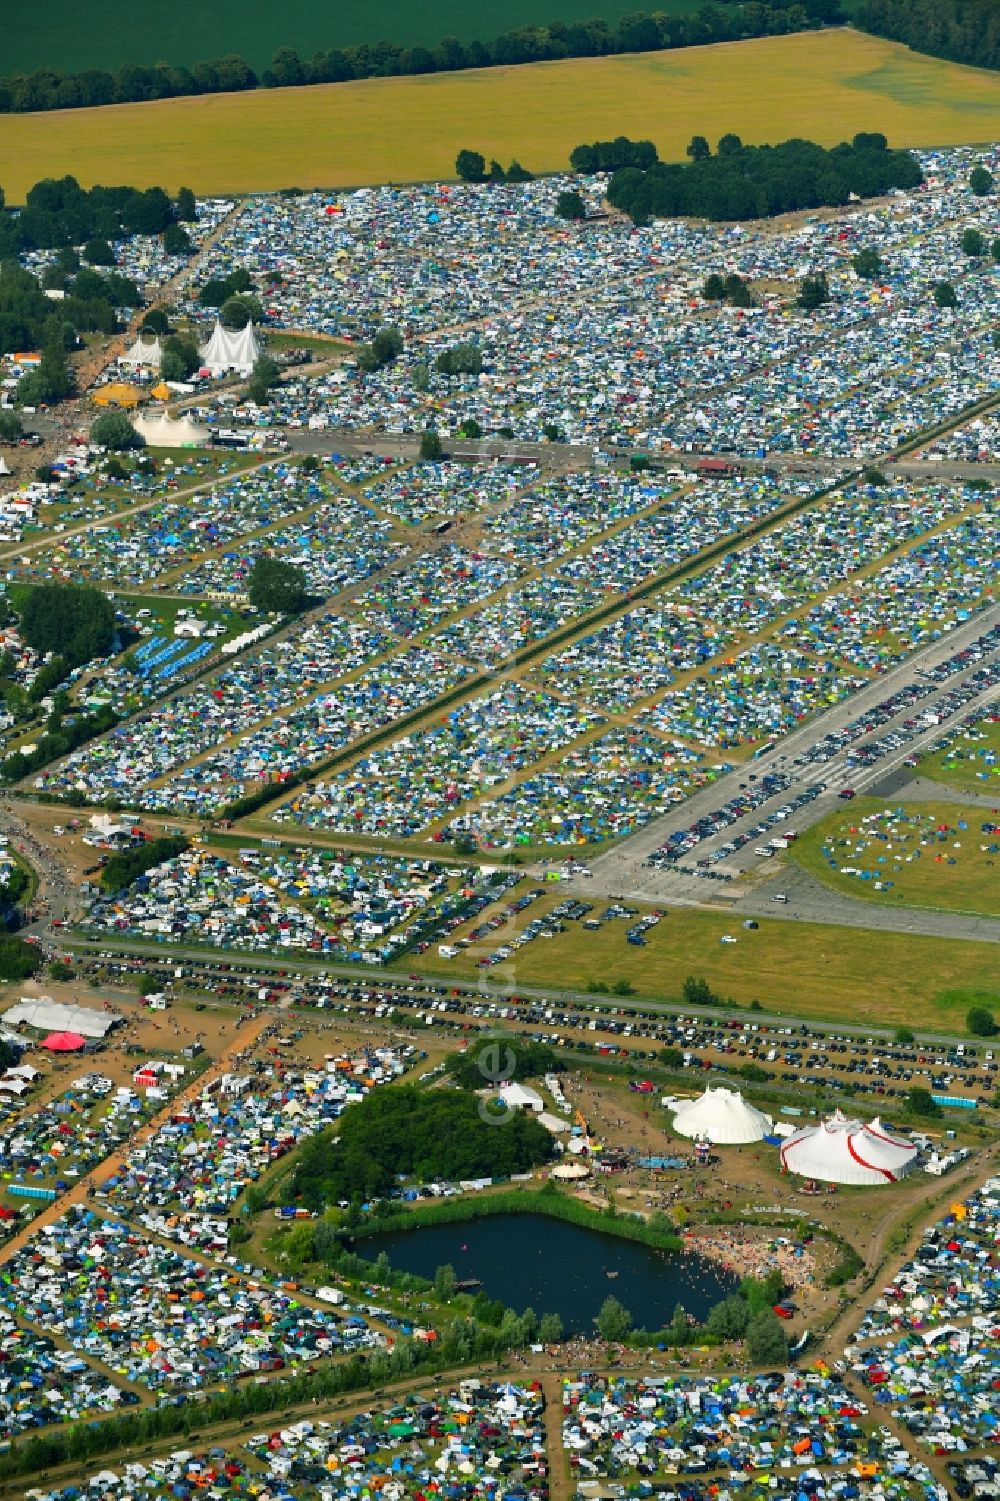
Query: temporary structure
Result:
<box><xmin>92</xmin><ymin>382</ymin><xmax>144</xmax><ymax>408</ymax></box>
<box><xmin>672</xmin><ymin>1086</ymin><xmax>771</xmax><ymax>1144</ymax></box>
<box><xmin>780</xmin><ymin>1110</ymin><xmax>918</xmax><ymax>1185</ymax></box>
<box><xmin>120</xmin><ymin>333</ymin><xmax>162</xmax><ymax>370</ymax></box>
<box><xmin>551</xmin><ymin>1161</ymin><xmax>589</xmax><ymax>1181</ymax></box>
<box><xmin>198</xmin><ymin>319</ymin><xmax>260</xmax><ymax>376</ymax></box>
<box><xmin>134</xmin><ymin>410</ymin><xmax>210</xmax><ymax>448</ymax></box>
<box><xmin>3</xmin><ymin>998</ymin><xmax>120</xmax><ymax>1039</ymax></box>
<box><xmin>42</xmin><ymin>1031</ymin><xmax>87</xmax><ymax>1052</ymax></box>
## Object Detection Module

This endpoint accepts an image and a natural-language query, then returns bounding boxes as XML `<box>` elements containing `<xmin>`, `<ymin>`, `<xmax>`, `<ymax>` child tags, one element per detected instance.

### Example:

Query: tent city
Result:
<box><xmin>0</xmin><ymin>1</ymin><xmax>997</xmax><ymax>1497</ymax></box>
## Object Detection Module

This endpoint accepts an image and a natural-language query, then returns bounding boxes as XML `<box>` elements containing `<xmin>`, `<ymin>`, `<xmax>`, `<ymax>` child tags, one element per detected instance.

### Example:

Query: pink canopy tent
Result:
<box><xmin>41</xmin><ymin>1031</ymin><xmax>86</xmax><ymax>1052</ymax></box>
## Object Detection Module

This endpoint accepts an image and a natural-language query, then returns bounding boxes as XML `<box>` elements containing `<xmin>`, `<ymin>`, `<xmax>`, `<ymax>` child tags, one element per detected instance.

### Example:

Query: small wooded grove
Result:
<box><xmin>602</xmin><ymin>132</ymin><xmax>923</xmax><ymax>223</ymax></box>
<box><xmin>293</xmin><ymin>1086</ymin><xmax>554</xmax><ymax>1207</ymax></box>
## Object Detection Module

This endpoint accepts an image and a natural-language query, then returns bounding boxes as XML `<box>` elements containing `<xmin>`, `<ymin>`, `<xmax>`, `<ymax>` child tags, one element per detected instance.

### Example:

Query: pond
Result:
<box><xmin>357</xmin><ymin>1211</ymin><xmax>737</xmax><ymax>1332</ymax></box>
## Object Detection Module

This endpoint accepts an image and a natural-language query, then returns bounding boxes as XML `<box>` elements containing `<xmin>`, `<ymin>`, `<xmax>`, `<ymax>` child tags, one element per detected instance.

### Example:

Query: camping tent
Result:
<box><xmin>779</xmin><ymin>1110</ymin><xmax>918</xmax><ymax>1184</ymax></box>
<box><xmin>198</xmin><ymin>319</ymin><xmax>260</xmax><ymax>377</ymax></box>
<box><xmin>672</xmin><ymin>1086</ymin><xmax>772</xmax><ymax>1144</ymax></box>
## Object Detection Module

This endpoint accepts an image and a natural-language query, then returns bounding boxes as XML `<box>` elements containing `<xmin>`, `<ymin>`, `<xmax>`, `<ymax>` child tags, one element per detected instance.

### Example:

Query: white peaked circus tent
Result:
<box><xmin>780</xmin><ymin>1110</ymin><xmax>918</xmax><ymax>1185</ymax></box>
<box><xmin>0</xmin><ymin>456</ymin><xmax>10</xmax><ymax>476</ymax></box>
<box><xmin>134</xmin><ymin>410</ymin><xmax>210</xmax><ymax>448</ymax></box>
<box><xmin>198</xmin><ymin>319</ymin><xmax>260</xmax><ymax>376</ymax></box>
<box><xmin>672</xmin><ymin>1085</ymin><xmax>772</xmax><ymax>1144</ymax></box>
<box><xmin>120</xmin><ymin>333</ymin><xmax>163</xmax><ymax>369</ymax></box>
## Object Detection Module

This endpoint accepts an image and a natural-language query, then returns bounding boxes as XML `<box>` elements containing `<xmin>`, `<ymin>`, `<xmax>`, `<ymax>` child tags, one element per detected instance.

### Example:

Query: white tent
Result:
<box><xmin>120</xmin><ymin>333</ymin><xmax>162</xmax><ymax>370</ymax></box>
<box><xmin>134</xmin><ymin>410</ymin><xmax>210</xmax><ymax>448</ymax></box>
<box><xmin>672</xmin><ymin>1086</ymin><xmax>772</xmax><ymax>1144</ymax></box>
<box><xmin>2</xmin><ymin>998</ymin><xmax>120</xmax><ymax>1039</ymax></box>
<box><xmin>551</xmin><ymin>1160</ymin><xmax>589</xmax><ymax>1181</ymax></box>
<box><xmin>780</xmin><ymin>1110</ymin><xmax>918</xmax><ymax>1185</ymax></box>
<box><xmin>198</xmin><ymin>319</ymin><xmax>260</xmax><ymax>377</ymax></box>
<box><xmin>496</xmin><ymin>1081</ymin><xmax>543</xmax><ymax>1112</ymax></box>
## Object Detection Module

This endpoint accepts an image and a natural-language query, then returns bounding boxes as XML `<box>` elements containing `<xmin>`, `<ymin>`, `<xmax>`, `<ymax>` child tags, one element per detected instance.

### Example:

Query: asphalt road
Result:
<box><xmin>559</xmin><ymin>605</ymin><xmax>1000</xmax><ymax>932</ymax></box>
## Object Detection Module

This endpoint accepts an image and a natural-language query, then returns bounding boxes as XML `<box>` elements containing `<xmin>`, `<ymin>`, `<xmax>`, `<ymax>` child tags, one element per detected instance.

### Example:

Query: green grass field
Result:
<box><xmin>4</xmin><ymin>0</ymin><xmax>702</xmax><ymax>77</ymax></box>
<box><xmin>402</xmin><ymin>891</ymin><xmax>1000</xmax><ymax>1032</ymax></box>
<box><xmin>793</xmin><ymin>798</ymin><xmax>1000</xmax><ymax>918</ymax></box>
<box><xmin>918</xmin><ymin>716</ymin><xmax>1000</xmax><ymax>795</ymax></box>
<box><xmin>2</xmin><ymin>32</ymin><xmax>1000</xmax><ymax>200</ymax></box>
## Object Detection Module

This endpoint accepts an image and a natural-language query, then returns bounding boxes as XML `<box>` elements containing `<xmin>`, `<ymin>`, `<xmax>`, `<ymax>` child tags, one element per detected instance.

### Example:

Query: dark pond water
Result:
<box><xmin>357</xmin><ymin>1211</ymin><xmax>736</xmax><ymax>1333</ymax></box>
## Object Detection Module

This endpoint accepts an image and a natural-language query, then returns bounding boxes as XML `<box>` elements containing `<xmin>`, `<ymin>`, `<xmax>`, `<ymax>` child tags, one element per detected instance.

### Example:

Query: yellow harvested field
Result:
<box><xmin>3</xmin><ymin>30</ymin><xmax>1000</xmax><ymax>199</ymax></box>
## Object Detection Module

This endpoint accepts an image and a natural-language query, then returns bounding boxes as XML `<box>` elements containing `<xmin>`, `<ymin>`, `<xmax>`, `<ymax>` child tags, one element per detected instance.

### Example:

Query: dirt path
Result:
<box><xmin>0</xmin><ymin>1010</ymin><xmax>270</xmax><ymax>1267</ymax></box>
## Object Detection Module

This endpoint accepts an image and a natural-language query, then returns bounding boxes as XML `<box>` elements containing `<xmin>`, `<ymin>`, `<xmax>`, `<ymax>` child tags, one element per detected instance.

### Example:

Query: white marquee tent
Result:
<box><xmin>672</xmin><ymin>1086</ymin><xmax>772</xmax><ymax>1144</ymax></box>
<box><xmin>120</xmin><ymin>333</ymin><xmax>163</xmax><ymax>370</ymax></box>
<box><xmin>134</xmin><ymin>410</ymin><xmax>210</xmax><ymax>448</ymax></box>
<box><xmin>2</xmin><ymin>997</ymin><xmax>121</xmax><ymax>1039</ymax></box>
<box><xmin>780</xmin><ymin>1110</ymin><xmax>918</xmax><ymax>1185</ymax></box>
<box><xmin>198</xmin><ymin>319</ymin><xmax>260</xmax><ymax>377</ymax></box>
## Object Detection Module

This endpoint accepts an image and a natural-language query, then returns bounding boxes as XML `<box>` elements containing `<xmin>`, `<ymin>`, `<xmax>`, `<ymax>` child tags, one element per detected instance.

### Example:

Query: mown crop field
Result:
<box><xmin>2</xmin><ymin>31</ymin><xmax>1000</xmax><ymax>201</ymax></box>
<box><xmin>5</xmin><ymin>0</ymin><xmax>703</xmax><ymax>76</ymax></box>
<box><xmin>403</xmin><ymin>893</ymin><xmax>1000</xmax><ymax>1033</ymax></box>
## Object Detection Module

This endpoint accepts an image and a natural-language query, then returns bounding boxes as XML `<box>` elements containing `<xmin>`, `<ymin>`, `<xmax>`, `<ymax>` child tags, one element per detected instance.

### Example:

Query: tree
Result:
<box><xmin>245</xmin><ymin>353</ymin><xmax>282</xmax><ymax>406</ymax></box>
<box><xmin>596</xmin><ymin>1295</ymin><xmax>632</xmax><ymax>1341</ymax></box>
<box><xmin>746</xmin><ymin>1309</ymin><xmax>789</xmax><ymax>1364</ymax></box>
<box><xmin>83</xmin><ymin>236</ymin><xmax>115</xmax><ymax>264</ymax></box>
<box><xmin>163</xmin><ymin>222</ymin><xmax>191</xmax><ymax>256</ymax></box>
<box><xmin>455</xmin><ymin>149</ymin><xmax>486</xmax><ymax>182</ymax></box>
<box><xmin>141</xmin><ymin>307</ymin><xmax>170</xmax><ymax>335</ymax></box>
<box><xmin>852</xmin><ymin>247</ymin><xmax>884</xmax><ymax>279</ymax></box>
<box><xmin>248</xmin><ymin>555</ymin><xmax>308</xmax><ymax>614</ymax></box>
<box><xmin>969</xmin><ymin>165</ymin><xmax>993</xmax><ymax>196</ymax></box>
<box><xmin>961</xmin><ymin>227</ymin><xmax>986</xmax><ymax>256</ymax></box>
<box><xmin>894</xmin><ymin>1025</ymin><xmax>915</xmax><ymax>1045</ymax></box>
<box><xmin>161</xmin><ymin>334</ymin><xmax>200</xmax><ymax>380</ymax></box>
<box><xmin>458</xmin><ymin>417</ymin><xmax>482</xmax><ymax>438</ymax></box>
<box><xmin>703</xmin><ymin>273</ymin><xmax>727</xmax><ymax>301</ymax></box>
<box><xmin>420</xmin><ymin>430</ymin><xmax>443</xmax><ymax>460</ymax></box>
<box><xmin>555</xmin><ymin>190</ymin><xmax>587</xmax><ymax>221</ymax></box>
<box><xmin>433</xmin><ymin>1263</ymin><xmax>457</xmax><ymax>1298</ymax></box>
<box><xmin>933</xmin><ymin>281</ymin><xmax>958</xmax><ymax>309</ymax></box>
<box><xmin>220</xmin><ymin>294</ymin><xmax>259</xmax><ymax>329</ymax></box>
<box><xmin>0</xmin><ymin>409</ymin><xmax>21</xmax><ymax>443</ymax></box>
<box><xmin>797</xmin><ymin>272</ymin><xmax>830</xmax><ymax>310</ymax></box>
<box><xmin>686</xmin><ymin>135</ymin><xmax>711</xmax><ymax>161</ymax></box>
<box><xmin>682</xmin><ymin>975</ymin><xmax>716</xmax><ymax>1006</ymax></box>
<box><xmin>538</xmin><ymin>1311</ymin><xmax>563</xmax><ymax>1343</ymax></box>
<box><xmin>91</xmin><ymin>410</ymin><xmax>144</xmax><ymax>451</ymax></box>
<box><xmin>176</xmin><ymin>185</ymin><xmax>198</xmax><ymax>221</ymax></box>
<box><xmin>994</xmin><ymin>239</ymin><xmax>1000</xmax><ymax>262</ymax></box>
<box><xmin>18</xmin><ymin>583</ymin><xmax>115</xmax><ymax>665</ymax></box>
<box><xmin>905</xmin><ymin>1086</ymin><xmax>941</xmax><ymax>1118</ymax></box>
<box><xmin>17</xmin><ymin>335</ymin><xmax>73</xmax><ymax>406</ymax></box>
<box><xmin>706</xmin><ymin>1294</ymin><xmax>750</xmax><ymax>1340</ymax></box>
<box><xmin>967</xmin><ymin>1005</ymin><xmax>998</xmax><ymax>1037</ymax></box>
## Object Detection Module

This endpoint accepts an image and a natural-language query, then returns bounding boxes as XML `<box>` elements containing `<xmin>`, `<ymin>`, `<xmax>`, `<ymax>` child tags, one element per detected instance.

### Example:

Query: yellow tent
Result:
<box><xmin>92</xmin><ymin>382</ymin><xmax>144</xmax><ymax>408</ymax></box>
<box><xmin>150</xmin><ymin>381</ymin><xmax>172</xmax><ymax>401</ymax></box>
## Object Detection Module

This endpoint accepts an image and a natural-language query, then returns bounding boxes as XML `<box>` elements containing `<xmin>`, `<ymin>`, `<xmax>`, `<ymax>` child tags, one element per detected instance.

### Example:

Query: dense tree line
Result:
<box><xmin>604</xmin><ymin>132</ymin><xmax>923</xmax><ymax>223</ymax></box>
<box><xmin>0</xmin><ymin>176</ymin><xmax>177</xmax><ymax>254</ymax></box>
<box><xmin>0</xmin><ymin>935</ymin><xmax>42</xmax><ymax>979</ymax></box>
<box><xmin>293</xmin><ymin>1085</ymin><xmax>554</xmax><ymax>1208</ymax></box>
<box><xmin>0</xmin><ymin>1</ymin><xmax>841</xmax><ymax>118</ymax></box>
<box><xmin>445</xmin><ymin>1039</ymin><xmax>562</xmax><ymax>1090</ymax></box>
<box><xmin>0</xmin><ymin>703</ymin><xmax>120</xmax><ymax>784</ymax></box>
<box><xmin>0</xmin><ymin>54</ymin><xmax>257</xmax><ymax>114</ymax></box>
<box><xmin>0</xmin><ymin>261</ymin><xmax>137</xmax><ymax>364</ymax></box>
<box><xmin>100</xmin><ymin>835</ymin><xmax>190</xmax><ymax>893</ymax></box>
<box><xmin>857</xmin><ymin>0</ymin><xmax>1000</xmax><ymax>70</ymax></box>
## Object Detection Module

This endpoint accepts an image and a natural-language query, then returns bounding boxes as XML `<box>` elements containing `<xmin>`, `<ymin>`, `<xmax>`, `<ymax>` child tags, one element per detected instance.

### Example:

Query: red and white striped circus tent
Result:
<box><xmin>779</xmin><ymin>1110</ymin><xmax>918</xmax><ymax>1185</ymax></box>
